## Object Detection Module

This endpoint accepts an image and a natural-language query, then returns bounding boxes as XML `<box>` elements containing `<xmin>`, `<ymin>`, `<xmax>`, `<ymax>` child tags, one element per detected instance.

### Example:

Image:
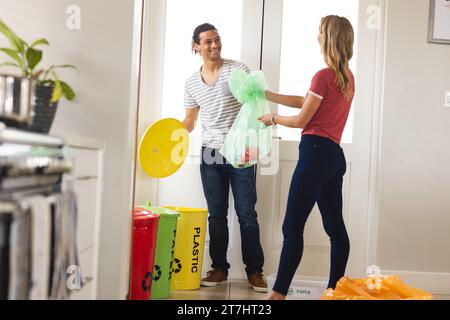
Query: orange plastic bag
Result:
<box><xmin>322</xmin><ymin>275</ymin><xmax>433</xmax><ymax>300</ymax></box>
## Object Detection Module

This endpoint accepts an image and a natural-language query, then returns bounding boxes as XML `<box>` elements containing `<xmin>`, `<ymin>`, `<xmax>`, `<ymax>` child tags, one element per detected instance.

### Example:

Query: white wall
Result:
<box><xmin>377</xmin><ymin>0</ymin><xmax>450</xmax><ymax>286</ymax></box>
<box><xmin>0</xmin><ymin>0</ymin><xmax>138</xmax><ymax>299</ymax></box>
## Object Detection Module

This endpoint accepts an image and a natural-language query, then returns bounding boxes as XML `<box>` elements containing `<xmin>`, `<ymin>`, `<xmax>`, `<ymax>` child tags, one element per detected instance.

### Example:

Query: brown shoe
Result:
<box><xmin>200</xmin><ymin>269</ymin><xmax>228</xmax><ymax>287</ymax></box>
<box><xmin>248</xmin><ymin>272</ymin><xmax>268</xmax><ymax>293</ymax></box>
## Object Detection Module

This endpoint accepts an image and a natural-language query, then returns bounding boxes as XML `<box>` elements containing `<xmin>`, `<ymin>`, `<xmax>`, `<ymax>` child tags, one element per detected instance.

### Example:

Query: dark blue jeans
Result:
<box><xmin>200</xmin><ymin>147</ymin><xmax>264</xmax><ymax>276</ymax></box>
<box><xmin>272</xmin><ymin>135</ymin><xmax>350</xmax><ymax>295</ymax></box>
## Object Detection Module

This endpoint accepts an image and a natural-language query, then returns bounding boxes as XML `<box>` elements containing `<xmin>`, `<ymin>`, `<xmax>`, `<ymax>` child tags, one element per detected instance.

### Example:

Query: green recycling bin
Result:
<box><xmin>137</xmin><ymin>203</ymin><xmax>179</xmax><ymax>299</ymax></box>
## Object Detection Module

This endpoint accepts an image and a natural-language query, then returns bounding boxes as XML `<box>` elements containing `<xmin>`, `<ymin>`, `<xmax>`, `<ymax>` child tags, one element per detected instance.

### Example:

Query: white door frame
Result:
<box><xmin>135</xmin><ymin>0</ymin><xmax>168</xmax><ymax>206</ymax></box>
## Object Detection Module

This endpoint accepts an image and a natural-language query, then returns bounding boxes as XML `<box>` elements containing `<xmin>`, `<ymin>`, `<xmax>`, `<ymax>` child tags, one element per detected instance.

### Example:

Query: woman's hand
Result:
<box><xmin>257</xmin><ymin>114</ymin><xmax>275</xmax><ymax>126</ymax></box>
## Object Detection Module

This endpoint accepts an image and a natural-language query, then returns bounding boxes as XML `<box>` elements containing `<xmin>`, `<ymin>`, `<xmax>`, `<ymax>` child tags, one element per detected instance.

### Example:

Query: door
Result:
<box><xmin>137</xmin><ymin>0</ymin><xmax>384</xmax><ymax>281</ymax></box>
<box><xmin>136</xmin><ymin>0</ymin><xmax>265</xmax><ymax>280</ymax></box>
<box><xmin>257</xmin><ymin>0</ymin><xmax>384</xmax><ymax>279</ymax></box>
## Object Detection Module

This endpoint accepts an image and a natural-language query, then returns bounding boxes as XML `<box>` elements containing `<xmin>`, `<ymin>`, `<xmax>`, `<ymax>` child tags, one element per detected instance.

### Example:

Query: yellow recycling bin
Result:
<box><xmin>163</xmin><ymin>206</ymin><xmax>208</xmax><ymax>291</ymax></box>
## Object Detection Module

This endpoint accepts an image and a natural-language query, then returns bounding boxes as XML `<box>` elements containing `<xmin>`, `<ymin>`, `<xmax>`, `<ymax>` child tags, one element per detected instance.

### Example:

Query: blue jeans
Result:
<box><xmin>200</xmin><ymin>147</ymin><xmax>264</xmax><ymax>275</ymax></box>
<box><xmin>272</xmin><ymin>135</ymin><xmax>350</xmax><ymax>295</ymax></box>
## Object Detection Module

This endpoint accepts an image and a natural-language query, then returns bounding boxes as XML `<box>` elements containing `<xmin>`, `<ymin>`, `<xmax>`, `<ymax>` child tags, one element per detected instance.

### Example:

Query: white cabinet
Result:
<box><xmin>74</xmin><ymin>179</ymin><xmax>98</xmax><ymax>252</ymax></box>
<box><xmin>64</xmin><ymin>140</ymin><xmax>103</xmax><ymax>300</ymax></box>
<box><xmin>69</xmin><ymin>248</ymin><xmax>95</xmax><ymax>300</ymax></box>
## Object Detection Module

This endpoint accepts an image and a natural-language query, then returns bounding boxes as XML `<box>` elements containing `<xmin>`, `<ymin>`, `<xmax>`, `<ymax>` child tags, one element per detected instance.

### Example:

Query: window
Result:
<box><xmin>161</xmin><ymin>0</ymin><xmax>244</xmax><ymax>138</ymax></box>
<box><xmin>277</xmin><ymin>0</ymin><xmax>359</xmax><ymax>143</ymax></box>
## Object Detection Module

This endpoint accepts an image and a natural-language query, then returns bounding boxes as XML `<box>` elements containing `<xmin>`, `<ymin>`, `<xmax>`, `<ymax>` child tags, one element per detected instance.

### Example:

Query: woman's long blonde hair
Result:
<box><xmin>319</xmin><ymin>15</ymin><xmax>354</xmax><ymax>101</ymax></box>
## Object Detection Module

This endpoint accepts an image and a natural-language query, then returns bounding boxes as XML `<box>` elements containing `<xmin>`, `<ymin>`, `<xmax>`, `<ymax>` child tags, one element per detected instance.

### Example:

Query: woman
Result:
<box><xmin>257</xmin><ymin>15</ymin><xmax>355</xmax><ymax>300</ymax></box>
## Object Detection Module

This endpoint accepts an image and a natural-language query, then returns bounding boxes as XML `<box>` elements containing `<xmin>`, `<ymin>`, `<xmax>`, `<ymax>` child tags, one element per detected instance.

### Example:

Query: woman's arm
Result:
<box><xmin>266</xmin><ymin>90</ymin><xmax>305</xmax><ymax>109</ymax></box>
<box><xmin>258</xmin><ymin>94</ymin><xmax>322</xmax><ymax>129</ymax></box>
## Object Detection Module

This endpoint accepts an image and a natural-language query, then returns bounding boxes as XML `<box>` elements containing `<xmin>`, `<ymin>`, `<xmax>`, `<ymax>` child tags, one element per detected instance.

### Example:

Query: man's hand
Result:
<box><xmin>237</xmin><ymin>146</ymin><xmax>260</xmax><ymax>167</ymax></box>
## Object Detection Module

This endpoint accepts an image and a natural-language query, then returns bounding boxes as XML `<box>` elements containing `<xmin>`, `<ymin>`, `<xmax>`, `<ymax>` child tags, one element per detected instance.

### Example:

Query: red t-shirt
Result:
<box><xmin>302</xmin><ymin>68</ymin><xmax>355</xmax><ymax>144</ymax></box>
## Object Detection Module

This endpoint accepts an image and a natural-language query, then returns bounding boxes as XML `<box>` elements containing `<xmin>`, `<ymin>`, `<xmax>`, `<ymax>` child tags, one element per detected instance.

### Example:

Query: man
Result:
<box><xmin>182</xmin><ymin>23</ymin><xmax>267</xmax><ymax>292</ymax></box>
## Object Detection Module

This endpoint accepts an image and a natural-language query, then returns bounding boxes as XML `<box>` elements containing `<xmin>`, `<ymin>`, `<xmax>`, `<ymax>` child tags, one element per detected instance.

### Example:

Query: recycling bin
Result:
<box><xmin>137</xmin><ymin>203</ymin><xmax>179</xmax><ymax>299</ymax></box>
<box><xmin>161</xmin><ymin>206</ymin><xmax>207</xmax><ymax>291</ymax></box>
<box><xmin>129</xmin><ymin>207</ymin><xmax>160</xmax><ymax>300</ymax></box>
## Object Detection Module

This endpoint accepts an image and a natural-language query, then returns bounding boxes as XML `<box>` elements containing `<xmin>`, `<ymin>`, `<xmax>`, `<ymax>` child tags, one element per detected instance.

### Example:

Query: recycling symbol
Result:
<box><xmin>141</xmin><ymin>272</ymin><xmax>152</xmax><ymax>291</ymax></box>
<box><xmin>153</xmin><ymin>265</ymin><xmax>162</xmax><ymax>282</ymax></box>
<box><xmin>169</xmin><ymin>230</ymin><xmax>177</xmax><ymax>280</ymax></box>
<box><xmin>172</xmin><ymin>258</ymin><xmax>182</xmax><ymax>274</ymax></box>
<box><xmin>169</xmin><ymin>260</ymin><xmax>173</xmax><ymax>280</ymax></box>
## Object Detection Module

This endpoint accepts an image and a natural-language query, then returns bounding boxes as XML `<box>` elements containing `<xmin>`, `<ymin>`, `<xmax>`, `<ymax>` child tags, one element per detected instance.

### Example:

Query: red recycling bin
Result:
<box><xmin>130</xmin><ymin>207</ymin><xmax>160</xmax><ymax>300</ymax></box>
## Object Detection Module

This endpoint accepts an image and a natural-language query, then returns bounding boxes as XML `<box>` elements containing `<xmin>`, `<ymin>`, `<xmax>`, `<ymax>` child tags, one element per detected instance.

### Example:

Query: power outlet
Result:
<box><xmin>446</xmin><ymin>91</ymin><xmax>450</xmax><ymax>108</ymax></box>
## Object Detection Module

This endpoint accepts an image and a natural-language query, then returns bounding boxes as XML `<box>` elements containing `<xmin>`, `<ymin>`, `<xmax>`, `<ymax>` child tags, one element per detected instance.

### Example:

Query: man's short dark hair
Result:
<box><xmin>192</xmin><ymin>23</ymin><xmax>217</xmax><ymax>45</ymax></box>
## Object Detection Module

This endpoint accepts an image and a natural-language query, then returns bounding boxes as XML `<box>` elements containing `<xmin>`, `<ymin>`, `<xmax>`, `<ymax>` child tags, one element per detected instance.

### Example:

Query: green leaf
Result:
<box><xmin>30</xmin><ymin>38</ymin><xmax>49</xmax><ymax>48</ymax></box>
<box><xmin>51</xmin><ymin>80</ymin><xmax>62</xmax><ymax>103</ymax></box>
<box><xmin>26</xmin><ymin>48</ymin><xmax>42</xmax><ymax>71</ymax></box>
<box><xmin>43</xmin><ymin>64</ymin><xmax>78</xmax><ymax>81</ymax></box>
<box><xmin>60</xmin><ymin>81</ymin><xmax>76</xmax><ymax>101</ymax></box>
<box><xmin>51</xmin><ymin>64</ymin><xmax>78</xmax><ymax>71</ymax></box>
<box><xmin>0</xmin><ymin>48</ymin><xmax>22</xmax><ymax>65</ymax></box>
<box><xmin>19</xmin><ymin>39</ymin><xmax>27</xmax><ymax>51</ymax></box>
<box><xmin>0</xmin><ymin>61</ymin><xmax>20</xmax><ymax>68</ymax></box>
<box><xmin>0</xmin><ymin>20</ymin><xmax>25</xmax><ymax>52</ymax></box>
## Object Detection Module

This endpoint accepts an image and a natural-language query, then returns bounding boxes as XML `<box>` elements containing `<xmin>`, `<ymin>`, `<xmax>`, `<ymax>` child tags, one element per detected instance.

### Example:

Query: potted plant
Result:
<box><xmin>0</xmin><ymin>19</ymin><xmax>77</xmax><ymax>133</ymax></box>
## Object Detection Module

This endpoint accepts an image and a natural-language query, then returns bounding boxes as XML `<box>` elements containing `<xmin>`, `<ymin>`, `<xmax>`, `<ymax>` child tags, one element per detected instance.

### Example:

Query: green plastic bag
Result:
<box><xmin>219</xmin><ymin>69</ymin><xmax>272</xmax><ymax>168</ymax></box>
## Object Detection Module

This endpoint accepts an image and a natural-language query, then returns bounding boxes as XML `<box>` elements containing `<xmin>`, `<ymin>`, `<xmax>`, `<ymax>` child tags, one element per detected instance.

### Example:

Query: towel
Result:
<box><xmin>8</xmin><ymin>203</ymin><xmax>31</xmax><ymax>300</ymax></box>
<box><xmin>26</xmin><ymin>195</ymin><xmax>52</xmax><ymax>300</ymax></box>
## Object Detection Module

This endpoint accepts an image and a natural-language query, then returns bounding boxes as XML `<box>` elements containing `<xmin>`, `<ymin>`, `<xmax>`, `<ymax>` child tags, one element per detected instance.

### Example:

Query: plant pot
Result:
<box><xmin>0</xmin><ymin>74</ymin><xmax>36</xmax><ymax>127</ymax></box>
<box><xmin>28</xmin><ymin>84</ymin><xmax>58</xmax><ymax>134</ymax></box>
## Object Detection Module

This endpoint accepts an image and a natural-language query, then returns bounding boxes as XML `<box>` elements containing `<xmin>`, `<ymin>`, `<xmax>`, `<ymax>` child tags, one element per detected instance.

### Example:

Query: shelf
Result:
<box><xmin>0</xmin><ymin>123</ymin><xmax>64</xmax><ymax>147</ymax></box>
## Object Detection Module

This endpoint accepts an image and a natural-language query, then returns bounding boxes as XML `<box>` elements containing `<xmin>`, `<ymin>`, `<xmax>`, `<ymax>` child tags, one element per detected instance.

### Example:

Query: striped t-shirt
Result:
<box><xmin>184</xmin><ymin>59</ymin><xmax>250</xmax><ymax>149</ymax></box>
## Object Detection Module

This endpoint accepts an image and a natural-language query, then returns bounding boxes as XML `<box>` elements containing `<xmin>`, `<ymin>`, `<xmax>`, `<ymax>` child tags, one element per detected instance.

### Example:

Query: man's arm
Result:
<box><xmin>266</xmin><ymin>90</ymin><xmax>305</xmax><ymax>109</ymax></box>
<box><xmin>182</xmin><ymin>106</ymin><xmax>200</xmax><ymax>133</ymax></box>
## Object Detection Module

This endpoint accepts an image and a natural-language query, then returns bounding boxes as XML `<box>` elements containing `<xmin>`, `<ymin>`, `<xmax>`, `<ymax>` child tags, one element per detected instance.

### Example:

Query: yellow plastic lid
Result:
<box><xmin>138</xmin><ymin>118</ymin><xmax>189</xmax><ymax>178</ymax></box>
<box><xmin>162</xmin><ymin>206</ymin><xmax>208</xmax><ymax>219</ymax></box>
<box><xmin>162</xmin><ymin>206</ymin><xmax>208</xmax><ymax>213</ymax></box>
